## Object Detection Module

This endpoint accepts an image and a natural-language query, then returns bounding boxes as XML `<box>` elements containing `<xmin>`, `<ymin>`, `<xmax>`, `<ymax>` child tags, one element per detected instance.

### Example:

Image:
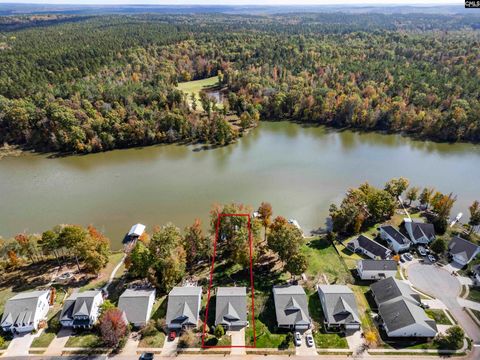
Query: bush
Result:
<box><xmin>156</xmin><ymin>318</ymin><xmax>166</xmax><ymax>333</ymax></box>
<box><xmin>0</xmin><ymin>335</ymin><xmax>5</xmax><ymax>348</ymax></box>
<box><xmin>280</xmin><ymin>332</ymin><xmax>293</xmax><ymax>349</ymax></box>
<box><xmin>178</xmin><ymin>330</ymin><xmax>195</xmax><ymax>348</ymax></box>
<box><xmin>141</xmin><ymin>320</ymin><xmax>158</xmax><ymax>337</ymax></box>
<box><xmin>430</xmin><ymin>238</ymin><xmax>446</xmax><ymax>254</ymax></box>
<box><xmin>214</xmin><ymin>324</ymin><xmax>225</xmax><ymax>338</ymax></box>
<box><xmin>434</xmin><ymin>325</ymin><xmax>464</xmax><ymax>350</ymax></box>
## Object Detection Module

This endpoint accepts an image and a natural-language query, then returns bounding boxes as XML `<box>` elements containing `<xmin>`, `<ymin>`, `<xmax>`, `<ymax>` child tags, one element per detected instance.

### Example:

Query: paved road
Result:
<box><xmin>407</xmin><ymin>262</ymin><xmax>480</xmax><ymax>343</ymax></box>
<box><xmin>4</xmin><ymin>350</ymin><xmax>480</xmax><ymax>360</ymax></box>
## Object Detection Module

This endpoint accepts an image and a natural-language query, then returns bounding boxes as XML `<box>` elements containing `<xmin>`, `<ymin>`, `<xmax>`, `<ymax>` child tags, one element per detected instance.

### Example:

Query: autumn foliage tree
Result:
<box><xmin>99</xmin><ymin>308</ymin><xmax>129</xmax><ymax>348</ymax></box>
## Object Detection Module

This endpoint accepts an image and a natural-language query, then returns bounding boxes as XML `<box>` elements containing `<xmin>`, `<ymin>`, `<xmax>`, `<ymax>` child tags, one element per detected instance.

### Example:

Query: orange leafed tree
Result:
<box><xmin>99</xmin><ymin>308</ymin><xmax>128</xmax><ymax>348</ymax></box>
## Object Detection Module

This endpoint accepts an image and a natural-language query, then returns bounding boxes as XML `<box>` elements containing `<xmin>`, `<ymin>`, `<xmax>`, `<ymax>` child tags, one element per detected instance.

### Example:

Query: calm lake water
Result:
<box><xmin>1</xmin><ymin>122</ymin><xmax>479</xmax><ymax>250</ymax></box>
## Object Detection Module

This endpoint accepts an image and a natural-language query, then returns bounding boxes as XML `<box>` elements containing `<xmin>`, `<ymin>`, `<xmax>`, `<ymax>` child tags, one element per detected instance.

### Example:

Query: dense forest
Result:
<box><xmin>1</xmin><ymin>13</ymin><xmax>480</xmax><ymax>154</ymax></box>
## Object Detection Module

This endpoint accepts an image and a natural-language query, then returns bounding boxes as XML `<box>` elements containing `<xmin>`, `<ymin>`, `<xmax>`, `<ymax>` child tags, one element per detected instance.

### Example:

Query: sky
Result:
<box><xmin>0</xmin><ymin>0</ymin><xmax>464</xmax><ymax>6</ymax></box>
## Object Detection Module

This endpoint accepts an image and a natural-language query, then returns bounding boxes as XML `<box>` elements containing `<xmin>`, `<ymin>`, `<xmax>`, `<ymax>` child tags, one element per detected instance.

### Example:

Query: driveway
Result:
<box><xmin>408</xmin><ymin>262</ymin><xmax>480</xmax><ymax>343</ymax></box>
<box><xmin>229</xmin><ymin>328</ymin><xmax>246</xmax><ymax>355</ymax></box>
<box><xmin>295</xmin><ymin>330</ymin><xmax>317</xmax><ymax>356</ymax></box>
<box><xmin>161</xmin><ymin>336</ymin><xmax>179</xmax><ymax>357</ymax></box>
<box><xmin>4</xmin><ymin>332</ymin><xmax>35</xmax><ymax>356</ymax></box>
<box><xmin>45</xmin><ymin>328</ymin><xmax>72</xmax><ymax>355</ymax></box>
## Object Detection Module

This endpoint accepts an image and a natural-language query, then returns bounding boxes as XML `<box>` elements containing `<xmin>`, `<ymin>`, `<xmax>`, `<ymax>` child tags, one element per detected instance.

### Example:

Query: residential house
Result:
<box><xmin>272</xmin><ymin>284</ymin><xmax>311</xmax><ymax>330</ymax></box>
<box><xmin>448</xmin><ymin>236</ymin><xmax>480</xmax><ymax>266</ymax></box>
<box><xmin>370</xmin><ymin>277</ymin><xmax>437</xmax><ymax>338</ymax></box>
<box><xmin>404</xmin><ymin>218</ymin><xmax>435</xmax><ymax>245</ymax></box>
<box><xmin>215</xmin><ymin>287</ymin><xmax>248</xmax><ymax>330</ymax></box>
<box><xmin>60</xmin><ymin>290</ymin><xmax>103</xmax><ymax>329</ymax></box>
<box><xmin>346</xmin><ymin>235</ymin><xmax>392</xmax><ymax>260</ymax></box>
<box><xmin>317</xmin><ymin>285</ymin><xmax>360</xmax><ymax>331</ymax></box>
<box><xmin>379</xmin><ymin>225</ymin><xmax>411</xmax><ymax>253</ymax></box>
<box><xmin>166</xmin><ymin>286</ymin><xmax>202</xmax><ymax>330</ymax></box>
<box><xmin>118</xmin><ymin>288</ymin><xmax>156</xmax><ymax>328</ymax></box>
<box><xmin>1</xmin><ymin>290</ymin><xmax>50</xmax><ymax>333</ymax></box>
<box><xmin>357</xmin><ymin>260</ymin><xmax>398</xmax><ymax>280</ymax></box>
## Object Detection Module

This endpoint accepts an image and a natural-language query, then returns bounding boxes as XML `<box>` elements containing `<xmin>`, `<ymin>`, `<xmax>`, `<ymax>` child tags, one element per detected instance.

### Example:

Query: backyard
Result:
<box><xmin>177</xmin><ymin>76</ymin><xmax>220</xmax><ymax>111</ymax></box>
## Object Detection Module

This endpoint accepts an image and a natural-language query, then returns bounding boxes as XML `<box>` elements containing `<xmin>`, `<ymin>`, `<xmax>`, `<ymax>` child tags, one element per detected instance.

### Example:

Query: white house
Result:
<box><xmin>379</xmin><ymin>225</ymin><xmax>411</xmax><ymax>253</ymax></box>
<box><xmin>357</xmin><ymin>260</ymin><xmax>398</xmax><ymax>280</ymax></box>
<box><xmin>404</xmin><ymin>218</ymin><xmax>435</xmax><ymax>245</ymax></box>
<box><xmin>371</xmin><ymin>277</ymin><xmax>437</xmax><ymax>338</ymax></box>
<box><xmin>60</xmin><ymin>290</ymin><xmax>104</xmax><ymax>328</ymax></box>
<box><xmin>0</xmin><ymin>290</ymin><xmax>51</xmax><ymax>333</ymax></box>
<box><xmin>448</xmin><ymin>236</ymin><xmax>480</xmax><ymax>266</ymax></box>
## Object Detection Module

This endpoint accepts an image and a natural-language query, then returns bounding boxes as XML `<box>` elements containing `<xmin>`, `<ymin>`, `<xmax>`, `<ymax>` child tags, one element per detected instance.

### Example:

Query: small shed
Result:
<box><xmin>128</xmin><ymin>223</ymin><xmax>146</xmax><ymax>238</ymax></box>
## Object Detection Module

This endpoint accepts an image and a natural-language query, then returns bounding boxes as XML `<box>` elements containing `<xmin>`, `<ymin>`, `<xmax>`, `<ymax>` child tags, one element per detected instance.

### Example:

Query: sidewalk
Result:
<box><xmin>458</xmin><ymin>298</ymin><xmax>480</xmax><ymax>312</ymax></box>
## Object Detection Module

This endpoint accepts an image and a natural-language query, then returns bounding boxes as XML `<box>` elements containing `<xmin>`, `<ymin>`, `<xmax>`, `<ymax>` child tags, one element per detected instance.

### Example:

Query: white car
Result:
<box><xmin>306</xmin><ymin>334</ymin><xmax>314</xmax><ymax>347</ymax></box>
<box><xmin>428</xmin><ymin>254</ymin><xmax>436</xmax><ymax>263</ymax></box>
<box><xmin>418</xmin><ymin>246</ymin><xmax>427</xmax><ymax>256</ymax></box>
<box><xmin>404</xmin><ymin>253</ymin><xmax>413</xmax><ymax>261</ymax></box>
<box><xmin>294</xmin><ymin>332</ymin><xmax>301</xmax><ymax>346</ymax></box>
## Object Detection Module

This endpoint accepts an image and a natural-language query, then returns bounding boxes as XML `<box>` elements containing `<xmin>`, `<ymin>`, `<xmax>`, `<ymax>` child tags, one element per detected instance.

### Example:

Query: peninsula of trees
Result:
<box><xmin>1</xmin><ymin>13</ymin><xmax>480</xmax><ymax>154</ymax></box>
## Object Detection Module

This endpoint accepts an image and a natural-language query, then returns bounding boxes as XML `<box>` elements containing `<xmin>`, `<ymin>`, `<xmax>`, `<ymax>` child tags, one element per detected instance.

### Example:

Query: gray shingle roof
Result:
<box><xmin>370</xmin><ymin>277</ymin><xmax>436</xmax><ymax>335</ymax></box>
<box><xmin>118</xmin><ymin>289</ymin><xmax>156</xmax><ymax>326</ymax></box>
<box><xmin>359</xmin><ymin>260</ymin><xmax>397</xmax><ymax>271</ymax></box>
<box><xmin>1</xmin><ymin>290</ymin><xmax>50</xmax><ymax>328</ymax></box>
<box><xmin>166</xmin><ymin>286</ymin><xmax>202</xmax><ymax>328</ymax></box>
<box><xmin>379</xmin><ymin>298</ymin><xmax>437</xmax><ymax>333</ymax></box>
<box><xmin>410</xmin><ymin>222</ymin><xmax>435</xmax><ymax>241</ymax></box>
<box><xmin>347</xmin><ymin>235</ymin><xmax>390</xmax><ymax>259</ymax></box>
<box><xmin>449</xmin><ymin>236</ymin><xmax>480</xmax><ymax>263</ymax></box>
<box><xmin>370</xmin><ymin>277</ymin><xmax>419</xmax><ymax>306</ymax></box>
<box><xmin>318</xmin><ymin>285</ymin><xmax>360</xmax><ymax>326</ymax></box>
<box><xmin>60</xmin><ymin>290</ymin><xmax>101</xmax><ymax>322</ymax></box>
<box><xmin>381</xmin><ymin>225</ymin><xmax>409</xmax><ymax>245</ymax></box>
<box><xmin>272</xmin><ymin>285</ymin><xmax>311</xmax><ymax>327</ymax></box>
<box><xmin>215</xmin><ymin>287</ymin><xmax>247</xmax><ymax>328</ymax></box>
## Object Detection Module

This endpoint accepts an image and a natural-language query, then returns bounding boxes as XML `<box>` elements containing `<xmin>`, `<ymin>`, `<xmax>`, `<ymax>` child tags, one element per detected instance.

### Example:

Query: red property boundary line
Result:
<box><xmin>201</xmin><ymin>213</ymin><xmax>256</xmax><ymax>348</ymax></box>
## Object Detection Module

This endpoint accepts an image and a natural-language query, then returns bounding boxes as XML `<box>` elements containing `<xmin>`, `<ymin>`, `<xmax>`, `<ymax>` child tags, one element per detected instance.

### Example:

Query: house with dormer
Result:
<box><xmin>166</xmin><ymin>286</ymin><xmax>202</xmax><ymax>330</ymax></box>
<box><xmin>272</xmin><ymin>284</ymin><xmax>311</xmax><ymax>330</ymax></box>
<box><xmin>317</xmin><ymin>285</ymin><xmax>360</xmax><ymax>331</ymax></box>
<box><xmin>1</xmin><ymin>290</ymin><xmax>50</xmax><ymax>333</ymax></box>
<box><xmin>215</xmin><ymin>287</ymin><xmax>248</xmax><ymax>330</ymax></box>
<box><xmin>60</xmin><ymin>290</ymin><xmax>103</xmax><ymax>329</ymax></box>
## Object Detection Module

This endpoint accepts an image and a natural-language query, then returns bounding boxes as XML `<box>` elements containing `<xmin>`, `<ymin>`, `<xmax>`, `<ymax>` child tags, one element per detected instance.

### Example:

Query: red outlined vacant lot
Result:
<box><xmin>201</xmin><ymin>213</ymin><xmax>256</xmax><ymax>348</ymax></box>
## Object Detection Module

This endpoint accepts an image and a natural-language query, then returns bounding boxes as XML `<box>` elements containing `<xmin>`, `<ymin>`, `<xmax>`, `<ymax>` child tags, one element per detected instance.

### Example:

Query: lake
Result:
<box><xmin>1</xmin><ymin>122</ymin><xmax>479</xmax><ymax>250</ymax></box>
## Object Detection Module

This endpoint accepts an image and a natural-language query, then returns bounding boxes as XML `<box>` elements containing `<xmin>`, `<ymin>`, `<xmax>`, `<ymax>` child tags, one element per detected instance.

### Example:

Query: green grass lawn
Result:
<box><xmin>0</xmin><ymin>287</ymin><xmax>15</xmax><ymax>315</ymax></box>
<box><xmin>203</xmin><ymin>334</ymin><xmax>231</xmax><ymax>346</ymax></box>
<box><xmin>31</xmin><ymin>331</ymin><xmax>56</xmax><ymax>348</ymax></box>
<box><xmin>177</xmin><ymin>76</ymin><xmax>220</xmax><ymax>110</ymax></box>
<box><xmin>425</xmin><ymin>309</ymin><xmax>453</xmax><ymax>325</ymax></box>
<box><xmin>80</xmin><ymin>252</ymin><xmax>124</xmax><ymax>291</ymax></box>
<box><xmin>302</xmin><ymin>237</ymin><xmax>352</xmax><ymax>284</ymax></box>
<box><xmin>467</xmin><ymin>287</ymin><xmax>480</xmax><ymax>303</ymax></box>
<box><xmin>246</xmin><ymin>319</ymin><xmax>289</xmax><ymax>348</ymax></box>
<box><xmin>139</xmin><ymin>330</ymin><xmax>165</xmax><ymax>348</ymax></box>
<box><xmin>65</xmin><ymin>332</ymin><xmax>102</xmax><ymax>348</ymax></box>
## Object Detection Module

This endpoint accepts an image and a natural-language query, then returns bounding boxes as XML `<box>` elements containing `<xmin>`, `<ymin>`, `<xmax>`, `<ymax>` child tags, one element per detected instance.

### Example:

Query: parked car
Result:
<box><xmin>306</xmin><ymin>334</ymin><xmax>314</xmax><ymax>347</ymax></box>
<box><xmin>418</xmin><ymin>246</ymin><xmax>427</xmax><ymax>256</ymax></box>
<box><xmin>294</xmin><ymin>332</ymin><xmax>301</xmax><ymax>346</ymax></box>
<box><xmin>139</xmin><ymin>353</ymin><xmax>154</xmax><ymax>360</ymax></box>
<box><xmin>404</xmin><ymin>253</ymin><xmax>413</xmax><ymax>261</ymax></box>
<box><xmin>427</xmin><ymin>254</ymin><xmax>436</xmax><ymax>263</ymax></box>
<box><xmin>399</xmin><ymin>255</ymin><xmax>405</xmax><ymax>263</ymax></box>
<box><xmin>168</xmin><ymin>330</ymin><xmax>177</xmax><ymax>341</ymax></box>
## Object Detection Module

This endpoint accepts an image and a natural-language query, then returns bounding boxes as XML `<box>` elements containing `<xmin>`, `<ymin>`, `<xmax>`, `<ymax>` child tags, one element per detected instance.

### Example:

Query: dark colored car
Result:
<box><xmin>139</xmin><ymin>352</ymin><xmax>154</xmax><ymax>360</ymax></box>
